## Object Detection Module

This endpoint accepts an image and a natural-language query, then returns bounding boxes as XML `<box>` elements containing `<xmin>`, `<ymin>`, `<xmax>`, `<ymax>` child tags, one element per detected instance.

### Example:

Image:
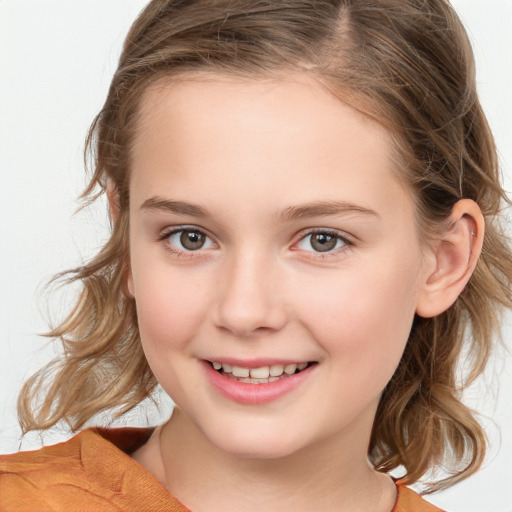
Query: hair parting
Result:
<box><xmin>18</xmin><ymin>0</ymin><xmax>512</xmax><ymax>493</ymax></box>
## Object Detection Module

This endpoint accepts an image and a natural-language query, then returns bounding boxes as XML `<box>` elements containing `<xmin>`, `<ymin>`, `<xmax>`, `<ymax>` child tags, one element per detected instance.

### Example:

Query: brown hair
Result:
<box><xmin>18</xmin><ymin>0</ymin><xmax>512</xmax><ymax>492</ymax></box>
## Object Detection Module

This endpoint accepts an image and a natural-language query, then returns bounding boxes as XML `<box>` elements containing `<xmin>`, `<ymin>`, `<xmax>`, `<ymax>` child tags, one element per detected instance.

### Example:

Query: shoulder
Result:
<box><xmin>1</xmin><ymin>429</ymin><xmax>99</xmax><ymax>508</ymax></box>
<box><xmin>0</xmin><ymin>428</ymin><xmax>189</xmax><ymax>512</ymax></box>
<box><xmin>393</xmin><ymin>479</ymin><xmax>445</xmax><ymax>512</ymax></box>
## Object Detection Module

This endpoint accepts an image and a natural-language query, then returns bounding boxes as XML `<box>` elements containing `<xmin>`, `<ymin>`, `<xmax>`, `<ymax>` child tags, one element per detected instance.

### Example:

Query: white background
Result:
<box><xmin>0</xmin><ymin>1</ymin><xmax>510</xmax><ymax>511</ymax></box>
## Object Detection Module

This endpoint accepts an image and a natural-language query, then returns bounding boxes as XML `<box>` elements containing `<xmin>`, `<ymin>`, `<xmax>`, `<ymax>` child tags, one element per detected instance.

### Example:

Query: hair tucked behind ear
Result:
<box><xmin>18</xmin><ymin>0</ymin><xmax>512</xmax><ymax>493</ymax></box>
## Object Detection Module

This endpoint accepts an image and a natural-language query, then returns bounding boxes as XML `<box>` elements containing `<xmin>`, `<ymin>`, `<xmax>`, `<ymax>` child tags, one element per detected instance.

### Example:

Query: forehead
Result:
<box><xmin>134</xmin><ymin>73</ymin><xmax>384</xmax><ymax>154</ymax></box>
<box><xmin>129</xmin><ymin>73</ymin><xmax>413</xmax><ymax>222</ymax></box>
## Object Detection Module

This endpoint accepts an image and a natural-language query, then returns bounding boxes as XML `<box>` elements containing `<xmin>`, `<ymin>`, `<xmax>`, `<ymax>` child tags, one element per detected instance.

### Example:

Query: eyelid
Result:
<box><xmin>157</xmin><ymin>225</ymin><xmax>353</xmax><ymax>257</ymax></box>
<box><xmin>158</xmin><ymin>225</ymin><xmax>218</xmax><ymax>254</ymax></box>
<box><xmin>292</xmin><ymin>228</ymin><xmax>354</xmax><ymax>255</ymax></box>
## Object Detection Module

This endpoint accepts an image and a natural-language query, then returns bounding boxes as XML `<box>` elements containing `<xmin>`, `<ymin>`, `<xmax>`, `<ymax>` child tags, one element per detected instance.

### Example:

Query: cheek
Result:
<box><xmin>294</xmin><ymin>257</ymin><xmax>421</xmax><ymax>381</ymax></box>
<box><xmin>130</xmin><ymin>261</ymin><xmax>213</xmax><ymax>356</ymax></box>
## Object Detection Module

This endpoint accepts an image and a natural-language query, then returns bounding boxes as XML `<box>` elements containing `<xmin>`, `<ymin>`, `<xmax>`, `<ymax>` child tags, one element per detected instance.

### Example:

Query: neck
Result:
<box><xmin>137</xmin><ymin>408</ymin><xmax>396</xmax><ymax>512</ymax></box>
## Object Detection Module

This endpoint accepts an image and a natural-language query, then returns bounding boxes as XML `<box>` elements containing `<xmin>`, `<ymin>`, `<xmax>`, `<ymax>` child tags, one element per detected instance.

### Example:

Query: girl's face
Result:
<box><xmin>127</xmin><ymin>74</ymin><xmax>434</xmax><ymax>459</ymax></box>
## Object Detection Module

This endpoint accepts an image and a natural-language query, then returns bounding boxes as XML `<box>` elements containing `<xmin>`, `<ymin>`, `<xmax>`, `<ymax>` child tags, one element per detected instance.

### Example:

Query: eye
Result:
<box><xmin>296</xmin><ymin>230</ymin><xmax>349</xmax><ymax>253</ymax></box>
<box><xmin>163</xmin><ymin>228</ymin><xmax>216</xmax><ymax>252</ymax></box>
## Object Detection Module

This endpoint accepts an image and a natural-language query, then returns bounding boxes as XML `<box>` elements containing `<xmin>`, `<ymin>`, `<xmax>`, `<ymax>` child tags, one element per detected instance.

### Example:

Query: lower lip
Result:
<box><xmin>202</xmin><ymin>361</ymin><xmax>316</xmax><ymax>405</ymax></box>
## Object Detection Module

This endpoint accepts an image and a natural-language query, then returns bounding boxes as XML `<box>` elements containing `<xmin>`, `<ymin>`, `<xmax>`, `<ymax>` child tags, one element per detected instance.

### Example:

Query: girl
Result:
<box><xmin>1</xmin><ymin>1</ymin><xmax>511</xmax><ymax>511</ymax></box>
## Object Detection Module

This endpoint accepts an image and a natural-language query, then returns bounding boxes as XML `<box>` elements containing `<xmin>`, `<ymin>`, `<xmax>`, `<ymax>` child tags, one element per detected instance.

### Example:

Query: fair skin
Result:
<box><xmin>120</xmin><ymin>73</ymin><xmax>483</xmax><ymax>512</ymax></box>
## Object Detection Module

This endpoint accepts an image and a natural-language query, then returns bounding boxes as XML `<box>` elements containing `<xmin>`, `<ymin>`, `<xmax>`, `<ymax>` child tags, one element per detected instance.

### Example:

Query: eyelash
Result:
<box><xmin>295</xmin><ymin>229</ymin><xmax>353</xmax><ymax>258</ymax></box>
<box><xmin>157</xmin><ymin>226</ymin><xmax>353</xmax><ymax>259</ymax></box>
<box><xmin>158</xmin><ymin>226</ymin><xmax>215</xmax><ymax>258</ymax></box>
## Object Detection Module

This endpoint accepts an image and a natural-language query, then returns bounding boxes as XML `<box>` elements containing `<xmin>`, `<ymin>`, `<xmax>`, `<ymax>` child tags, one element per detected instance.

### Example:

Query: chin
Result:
<box><xmin>204</xmin><ymin>421</ymin><xmax>317</xmax><ymax>460</ymax></box>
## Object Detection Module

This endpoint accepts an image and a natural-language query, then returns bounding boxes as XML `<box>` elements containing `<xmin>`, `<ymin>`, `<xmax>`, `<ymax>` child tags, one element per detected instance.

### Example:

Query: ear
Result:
<box><xmin>106</xmin><ymin>182</ymin><xmax>135</xmax><ymax>297</ymax></box>
<box><xmin>126</xmin><ymin>267</ymin><xmax>135</xmax><ymax>298</ymax></box>
<box><xmin>415</xmin><ymin>199</ymin><xmax>484</xmax><ymax>318</ymax></box>
<box><xmin>106</xmin><ymin>181</ymin><xmax>121</xmax><ymax>224</ymax></box>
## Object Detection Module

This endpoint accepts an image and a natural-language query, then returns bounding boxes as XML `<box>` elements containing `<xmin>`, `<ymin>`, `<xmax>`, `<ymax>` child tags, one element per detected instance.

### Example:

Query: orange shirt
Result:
<box><xmin>0</xmin><ymin>428</ymin><xmax>443</xmax><ymax>511</ymax></box>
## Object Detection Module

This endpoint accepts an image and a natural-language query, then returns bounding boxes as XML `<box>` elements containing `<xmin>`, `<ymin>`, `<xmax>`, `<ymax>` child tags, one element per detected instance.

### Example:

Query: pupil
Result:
<box><xmin>311</xmin><ymin>233</ymin><xmax>336</xmax><ymax>252</ymax></box>
<box><xmin>181</xmin><ymin>230</ymin><xmax>205</xmax><ymax>250</ymax></box>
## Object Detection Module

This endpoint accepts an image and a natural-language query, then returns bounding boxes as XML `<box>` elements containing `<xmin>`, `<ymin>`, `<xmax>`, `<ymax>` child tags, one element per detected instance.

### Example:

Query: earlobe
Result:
<box><xmin>416</xmin><ymin>199</ymin><xmax>484</xmax><ymax>318</ymax></box>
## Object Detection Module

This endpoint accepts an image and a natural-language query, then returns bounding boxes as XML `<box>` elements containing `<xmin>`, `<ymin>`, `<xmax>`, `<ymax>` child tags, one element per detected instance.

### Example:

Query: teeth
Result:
<box><xmin>250</xmin><ymin>366</ymin><xmax>270</xmax><ymax>379</ymax></box>
<box><xmin>284</xmin><ymin>364</ymin><xmax>297</xmax><ymax>375</ymax></box>
<box><xmin>211</xmin><ymin>361</ymin><xmax>310</xmax><ymax>378</ymax></box>
<box><xmin>236</xmin><ymin>376</ymin><xmax>282</xmax><ymax>384</ymax></box>
<box><xmin>269</xmin><ymin>364</ymin><xmax>284</xmax><ymax>377</ymax></box>
<box><xmin>232</xmin><ymin>366</ymin><xmax>250</xmax><ymax>378</ymax></box>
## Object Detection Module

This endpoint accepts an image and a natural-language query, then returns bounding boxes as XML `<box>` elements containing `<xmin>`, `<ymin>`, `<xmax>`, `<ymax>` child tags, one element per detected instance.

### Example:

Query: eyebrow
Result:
<box><xmin>140</xmin><ymin>197</ymin><xmax>209</xmax><ymax>217</ymax></box>
<box><xmin>140</xmin><ymin>196</ymin><xmax>379</xmax><ymax>221</ymax></box>
<box><xmin>276</xmin><ymin>201</ymin><xmax>379</xmax><ymax>221</ymax></box>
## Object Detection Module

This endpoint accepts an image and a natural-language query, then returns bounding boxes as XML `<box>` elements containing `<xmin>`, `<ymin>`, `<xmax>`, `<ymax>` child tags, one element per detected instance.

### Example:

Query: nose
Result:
<box><xmin>213</xmin><ymin>250</ymin><xmax>288</xmax><ymax>338</ymax></box>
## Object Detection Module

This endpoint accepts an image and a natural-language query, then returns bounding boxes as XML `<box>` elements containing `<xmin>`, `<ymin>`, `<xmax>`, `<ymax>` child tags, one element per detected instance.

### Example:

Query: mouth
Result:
<box><xmin>207</xmin><ymin>361</ymin><xmax>316</xmax><ymax>384</ymax></box>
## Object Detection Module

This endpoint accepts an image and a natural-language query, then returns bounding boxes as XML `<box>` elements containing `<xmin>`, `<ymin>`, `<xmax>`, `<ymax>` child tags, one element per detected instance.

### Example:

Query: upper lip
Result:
<box><xmin>202</xmin><ymin>357</ymin><xmax>314</xmax><ymax>368</ymax></box>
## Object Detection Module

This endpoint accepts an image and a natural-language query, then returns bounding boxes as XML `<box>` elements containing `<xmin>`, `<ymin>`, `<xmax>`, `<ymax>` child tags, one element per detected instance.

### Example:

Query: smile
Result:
<box><xmin>209</xmin><ymin>361</ymin><xmax>311</xmax><ymax>383</ymax></box>
<box><xmin>203</xmin><ymin>360</ymin><xmax>317</xmax><ymax>405</ymax></box>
